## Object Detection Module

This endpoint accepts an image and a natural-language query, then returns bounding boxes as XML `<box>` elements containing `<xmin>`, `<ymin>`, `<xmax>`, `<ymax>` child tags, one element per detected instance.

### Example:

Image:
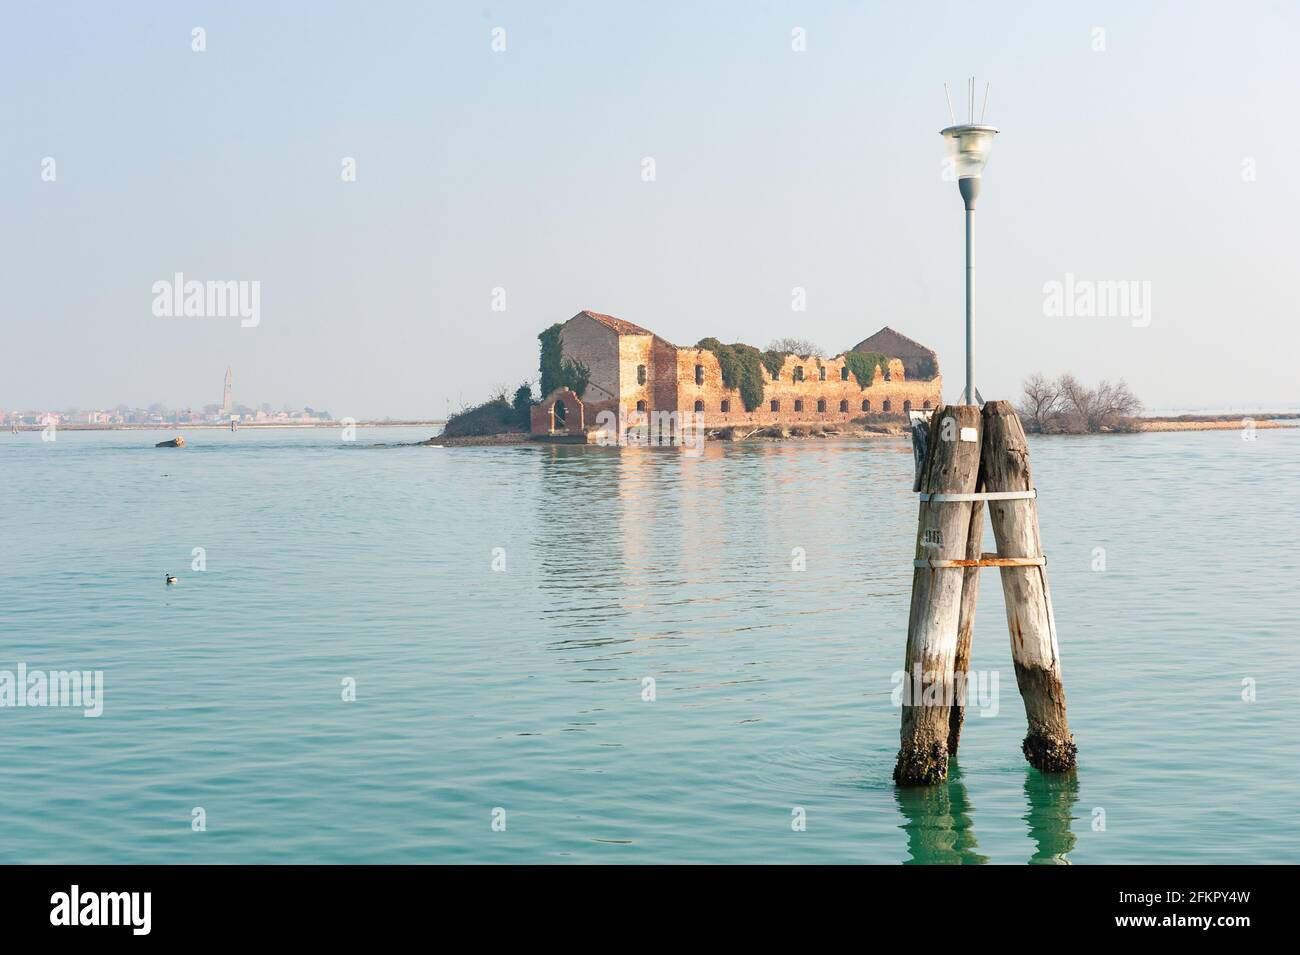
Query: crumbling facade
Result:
<box><xmin>531</xmin><ymin>310</ymin><xmax>943</xmax><ymax>436</ymax></box>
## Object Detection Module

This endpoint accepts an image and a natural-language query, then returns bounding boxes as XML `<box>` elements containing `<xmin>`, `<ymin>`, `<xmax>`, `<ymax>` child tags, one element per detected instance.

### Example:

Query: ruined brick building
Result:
<box><xmin>530</xmin><ymin>309</ymin><xmax>943</xmax><ymax>436</ymax></box>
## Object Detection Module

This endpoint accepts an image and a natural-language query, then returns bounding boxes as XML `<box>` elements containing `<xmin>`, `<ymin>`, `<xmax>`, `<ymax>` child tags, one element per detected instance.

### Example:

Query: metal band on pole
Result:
<box><xmin>914</xmin><ymin>555</ymin><xmax>1046</xmax><ymax>569</ymax></box>
<box><xmin>920</xmin><ymin>488</ymin><xmax>1040</xmax><ymax>504</ymax></box>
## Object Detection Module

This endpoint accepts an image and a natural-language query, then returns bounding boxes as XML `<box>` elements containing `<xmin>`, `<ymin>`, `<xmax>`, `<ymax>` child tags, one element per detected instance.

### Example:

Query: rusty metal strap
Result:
<box><xmin>913</xmin><ymin>554</ymin><xmax>1046</xmax><ymax>569</ymax></box>
<box><xmin>918</xmin><ymin>489</ymin><xmax>1037</xmax><ymax>503</ymax></box>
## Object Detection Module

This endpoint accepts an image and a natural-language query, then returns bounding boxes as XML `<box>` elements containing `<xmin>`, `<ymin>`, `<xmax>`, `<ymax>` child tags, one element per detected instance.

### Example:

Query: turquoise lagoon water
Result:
<box><xmin>1</xmin><ymin>425</ymin><xmax>1297</xmax><ymax>864</ymax></box>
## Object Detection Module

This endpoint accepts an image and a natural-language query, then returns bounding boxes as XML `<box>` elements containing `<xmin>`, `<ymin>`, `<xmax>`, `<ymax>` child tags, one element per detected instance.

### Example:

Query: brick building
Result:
<box><xmin>530</xmin><ymin>310</ymin><xmax>943</xmax><ymax>436</ymax></box>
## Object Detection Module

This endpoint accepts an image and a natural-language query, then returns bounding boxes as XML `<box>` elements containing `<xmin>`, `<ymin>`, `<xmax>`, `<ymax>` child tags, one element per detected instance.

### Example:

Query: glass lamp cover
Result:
<box><xmin>942</xmin><ymin>125</ymin><xmax>997</xmax><ymax>179</ymax></box>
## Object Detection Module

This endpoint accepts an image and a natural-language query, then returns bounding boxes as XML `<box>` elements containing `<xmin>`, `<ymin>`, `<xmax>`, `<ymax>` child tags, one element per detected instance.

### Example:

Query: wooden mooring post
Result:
<box><xmin>895</xmin><ymin>405</ymin><xmax>982</xmax><ymax>785</ymax></box>
<box><xmin>894</xmin><ymin>401</ymin><xmax>1076</xmax><ymax>785</ymax></box>
<box><xmin>948</xmin><ymin>488</ymin><xmax>984</xmax><ymax>755</ymax></box>
<box><xmin>980</xmin><ymin>401</ymin><xmax>1076</xmax><ymax>771</ymax></box>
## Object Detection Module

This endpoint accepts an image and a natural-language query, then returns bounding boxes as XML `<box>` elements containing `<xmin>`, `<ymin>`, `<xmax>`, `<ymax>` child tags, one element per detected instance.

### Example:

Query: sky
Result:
<box><xmin>3</xmin><ymin>1</ymin><xmax>1298</xmax><ymax>418</ymax></box>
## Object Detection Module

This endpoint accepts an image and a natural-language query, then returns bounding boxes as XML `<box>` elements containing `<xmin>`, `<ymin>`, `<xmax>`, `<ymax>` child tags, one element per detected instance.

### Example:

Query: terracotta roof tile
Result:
<box><xmin>574</xmin><ymin>310</ymin><xmax>656</xmax><ymax>337</ymax></box>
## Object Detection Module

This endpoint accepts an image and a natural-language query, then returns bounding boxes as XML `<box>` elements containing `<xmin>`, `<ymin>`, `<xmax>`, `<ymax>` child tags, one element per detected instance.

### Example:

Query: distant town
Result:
<box><xmin>2</xmin><ymin>365</ymin><xmax>333</xmax><ymax>428</ymax></box>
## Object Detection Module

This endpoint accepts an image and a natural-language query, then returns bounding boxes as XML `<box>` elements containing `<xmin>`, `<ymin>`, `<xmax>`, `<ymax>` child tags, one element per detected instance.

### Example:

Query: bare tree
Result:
<box><xmin>1057</xmin><ymin>373</ymin><xmax>1094</xmax><ymax>433</ymax></box>
<box><xmin>1025</xmin><ymin>373</ymin><xmax>1143</xmax><ymax>433</ymax></box>
<box><xmin>1018</xmin><ymin>374</ymin><xmax>1064</xmax><ymax>433</ymax></box>
<box><xmin>1091</xmin><ymin>379</ymin><xmax>1142</xmax><ymax>431</ymax></box>
<box><xmin>767</xmin><ymin>337</ymin><xmax>822</xmax><ymax>357</ymax></box>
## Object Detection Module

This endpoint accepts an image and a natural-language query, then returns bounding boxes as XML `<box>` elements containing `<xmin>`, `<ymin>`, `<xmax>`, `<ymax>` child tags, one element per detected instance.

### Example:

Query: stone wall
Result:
<box><xmin>560</xmin><ymin>313</ymin><xmax>621</xmax><ymax>407</ymax></box>
<box><xmin>665</xmin><ymin>348</ymin><xmax>941</xmax><ymax>428</ymax></box>
<box><xmin>616</xmin><ymin>333</ymin><xmax>654</xmax><ymax>413</ymax></box>
<box><xmin>538</xmin><ymin>312</ymin><xmax>945</xmax><ymax>436</ymax></box>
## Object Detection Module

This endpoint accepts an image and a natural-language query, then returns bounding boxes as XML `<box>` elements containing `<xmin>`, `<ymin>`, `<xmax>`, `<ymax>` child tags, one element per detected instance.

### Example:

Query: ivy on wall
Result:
<box><xmin>698</xmin><ymin>340</ymin><xmax>900</xmax><ymax>410</ymax></box>
<box><xmin>696</xmin><ymin>338</ymin><xmax>769</xmax><ymax>411</ymax></box>
<box><xmin>842</xmin><ymin>351</ymin><xmax>891</xmax><ymax>389</ymax></box>
<box><xmin>537</xmin><ymin>324</ymin><xmax>591</xmax><ymax>398</ymax></box>
<box><xmin>539</xmin><ymin>324</ymin><xmax>564</xmax><ymax>396</ymax></box>
<box><xmin>760</xmin><ymin>350</ymin><xmax>792</xmax><ymax>381</ymax></box>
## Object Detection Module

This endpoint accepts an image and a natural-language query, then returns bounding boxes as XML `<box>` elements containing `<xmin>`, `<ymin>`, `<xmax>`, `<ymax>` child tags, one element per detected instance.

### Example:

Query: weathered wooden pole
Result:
<box><xmin>894</xmin><ymin>404</ymin><xmax>982</xmax><ymax>785</ymax></box>
<box><xmin>980</xmin><ymin>401</ymin><xmax>1077</xmax><ymax>771</ymax></box>
<box><xmin>910</xmin><ymin>408</ymin><xmax>983</xmax><ymax>755</ymax></box>
<box><xmin>947</xmin><ymin>491</ymin><xmax>984</xmax><ymax>754</ymax></box>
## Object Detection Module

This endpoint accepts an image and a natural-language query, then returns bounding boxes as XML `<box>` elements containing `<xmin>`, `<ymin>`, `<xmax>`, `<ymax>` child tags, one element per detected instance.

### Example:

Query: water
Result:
<box><xmin>2</xmin><ymin>425</ymin><xmax>1297</xmax><ymax>864</ymax></box>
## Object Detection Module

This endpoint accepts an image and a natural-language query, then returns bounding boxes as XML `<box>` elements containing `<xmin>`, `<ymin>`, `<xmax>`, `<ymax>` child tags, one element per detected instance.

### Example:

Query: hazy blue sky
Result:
<box><xmin>4</xmin><ymin>1</ymin><xmax>1297</xmax><ymax>417</ymax></box>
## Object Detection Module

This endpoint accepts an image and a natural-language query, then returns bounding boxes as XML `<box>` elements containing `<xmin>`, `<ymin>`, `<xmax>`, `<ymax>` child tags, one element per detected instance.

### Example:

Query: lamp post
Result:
<box><xmin>941</xmin><ymin>86</ymin><xmax>997</xmax><ymax>406</ymax></box>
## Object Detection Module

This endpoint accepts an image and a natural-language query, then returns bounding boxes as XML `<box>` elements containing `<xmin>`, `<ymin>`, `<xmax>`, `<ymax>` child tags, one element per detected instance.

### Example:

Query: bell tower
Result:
<box><xmin>221</xmin><ymin>365</ymin><xmax>233</xmax><ymax>414</ymax></box>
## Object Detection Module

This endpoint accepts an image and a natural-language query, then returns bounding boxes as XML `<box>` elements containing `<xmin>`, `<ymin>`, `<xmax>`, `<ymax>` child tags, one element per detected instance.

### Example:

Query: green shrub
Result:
<box><xmin>511</xmin><ymin>382</ymin><xmax>535</xmax><ymax>429</ymax></box>
<box><xmin>442</xmin><ymin>398</ymin><xmax>522</xmax><ymax>438</ymax></box>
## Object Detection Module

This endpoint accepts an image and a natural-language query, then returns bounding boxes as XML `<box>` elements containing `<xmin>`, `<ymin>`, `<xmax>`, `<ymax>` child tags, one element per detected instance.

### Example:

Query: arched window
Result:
<box><xmin>694</xmin><ymin>399</ymin><xmax>704</xmax><ymax>413</ymax></box>
<box><xmin>720</xmin><ymin>399</ymin><xmax>730</xmax><ymax>413</ymax></box>
<box><xmin>816</xmin><ymin>399</ymin><xmax>826</xmax><ymax>412</ymax></box>
<box><xmin>695</xmin><ymin>364</ymin><xmax>704</xmax><ymax>386</ymax></box>
<box><xmin>839</xmin><ymin>399</ymin><xmax>848</xmax><ymax>412</ymax></box>
<box><xmin>818</xmin><ymin>366</ymin><xmax>826</xmax><ymax>381</ymax></box>
<box><xmin>861</xmin><ymin>400</ymin><xmax>870</xmax><ymax>412</ymax></box>
<box><xmin>637</xmin><ymin>365</ymin><xmax>646</xmax><ymax>385</ymax></box>
<box><xmin>770</xmin><ymin>400</ymin><xmax>780</xmax><ymax>412</ymax></box>
<box><xmin>923</xmin><ymin>400</ymin><xmax>932</xmax><ymax>410</ymax></box>
<box><xmin>636</xmin><ymin>400</ymin><xmax>646</xmax><ymax>412</ymax></box>
<box><xmin>883</xmin><ymin>399</ymin><xmax>892</xmax><ymax>412</ymax></box>
<box><xmin>553</xmin><ymin>401</ymin><xmax>567</xmax><ymax>422</ymax></box>
<box><xmin>903</xmin><ymin>400</ymin><xmax>912</xmax><ymax>414</ymax></box>
<box><xmin>840</xmin><ymin>367</ymin><xmax>849</xmax><ymax>381</ymax></box>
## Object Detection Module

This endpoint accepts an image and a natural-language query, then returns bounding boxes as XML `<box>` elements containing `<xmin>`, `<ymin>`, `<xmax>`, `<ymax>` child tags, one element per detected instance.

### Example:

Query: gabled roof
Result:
<box><xmin>572</xmin><ymin>310</ymin><xmax>655</xmax><ymax>337</ymax></box>
<box><xmin>850</xmin><ymin>326</ymin><xmax>936</xmax><ymax>358</ymax></box>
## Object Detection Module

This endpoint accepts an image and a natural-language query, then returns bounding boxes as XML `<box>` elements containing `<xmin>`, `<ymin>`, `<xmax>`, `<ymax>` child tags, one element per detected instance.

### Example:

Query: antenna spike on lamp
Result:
<box><xmin>941</xmin><ymin>79</ymin><xmax>998</xmax><ymax>406</ymax></box>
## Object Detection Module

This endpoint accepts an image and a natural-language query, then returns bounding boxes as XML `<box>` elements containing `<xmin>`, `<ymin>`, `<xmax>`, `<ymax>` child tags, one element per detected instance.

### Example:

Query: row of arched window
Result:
<box><xmin>649</xmin><ymin>363</ymin><xmax>892</xmax><ymax>386</ymax></box>
<box><xmin>668</xmin><ymin>398</ymin><xmax>930</xmax><ymax>414</ymax></box>
<box><xmin>788</xmin><ymin>364</ymin><xmax>888</xmax><ymax>383</ymax></box>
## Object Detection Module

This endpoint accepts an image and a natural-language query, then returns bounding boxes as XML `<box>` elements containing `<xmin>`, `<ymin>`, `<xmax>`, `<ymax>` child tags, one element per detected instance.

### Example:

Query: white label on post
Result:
<box><xmin>960</xmin><ymin>427</ymin><xmax>978</xmax><ymax>443</ymax></box>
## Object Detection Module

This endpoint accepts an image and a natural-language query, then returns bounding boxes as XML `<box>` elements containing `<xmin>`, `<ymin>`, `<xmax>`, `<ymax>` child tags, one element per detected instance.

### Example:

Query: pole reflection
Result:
<box><xmin>894</xmin><ymin>759</ymin><xmax>987</xmax><ymax>864</ymax></box>
<box><xmin>1023</xmin><ymin>767</ymin><xmax>1079</xmax><ymax>865</ymax></box>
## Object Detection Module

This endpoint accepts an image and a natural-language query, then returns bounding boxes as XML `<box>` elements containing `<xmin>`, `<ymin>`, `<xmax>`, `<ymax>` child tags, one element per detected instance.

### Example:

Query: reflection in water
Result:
<box><xmin>532</xmin><ymin>445</ymin><xmax>630</xmax><ymax>634</ymax></box>
<box><xmin>1023</xmin><ymin>768</ymin><xmax>1079</xmax><ymax>864</ymax></box>
<box><xmin>894</xmin><ymin>760</ymin><xmax>987</xmax><ymax>864</ymax></box>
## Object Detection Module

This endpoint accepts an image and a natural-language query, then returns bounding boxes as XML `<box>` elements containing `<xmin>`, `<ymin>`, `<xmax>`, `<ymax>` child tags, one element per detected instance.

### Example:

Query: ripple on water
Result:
<box><xmin>0</xmin><ymin>429</ymin><xmax>1297</xmax><ymax>862</ymax></box>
